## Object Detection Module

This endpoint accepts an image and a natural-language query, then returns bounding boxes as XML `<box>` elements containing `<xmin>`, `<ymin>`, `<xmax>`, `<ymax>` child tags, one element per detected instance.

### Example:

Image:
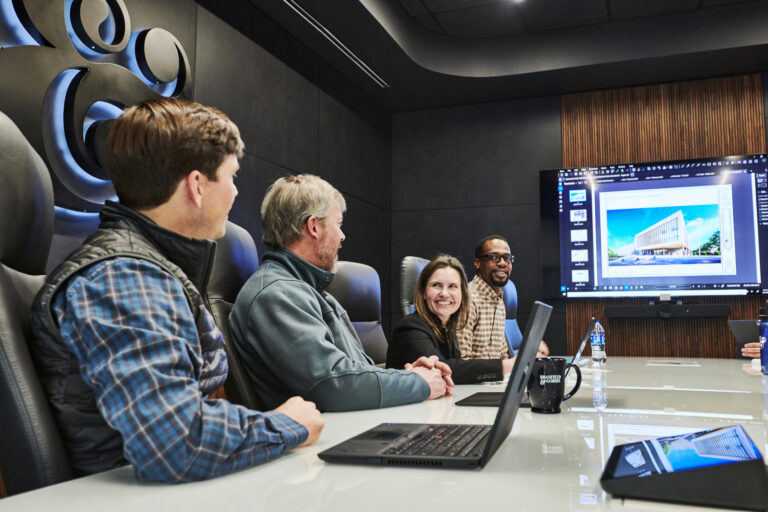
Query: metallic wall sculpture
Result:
<box><xmin>0</xmin><ymin>0</ymin><xmax>191</xmax><ymax>236</ymax></box>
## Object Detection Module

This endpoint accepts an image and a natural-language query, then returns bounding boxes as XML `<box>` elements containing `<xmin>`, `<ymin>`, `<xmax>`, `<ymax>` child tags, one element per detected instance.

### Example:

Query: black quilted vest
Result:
<box><xmin>30</xmin><ymin>202</ymin><xmax>218</xmax><ymax>476</ymax></box>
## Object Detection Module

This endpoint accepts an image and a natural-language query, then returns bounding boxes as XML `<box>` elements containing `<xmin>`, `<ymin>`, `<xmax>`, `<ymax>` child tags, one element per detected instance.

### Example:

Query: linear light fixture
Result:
<box><xmin>281</xmin><ymin>0</ymin><xmax>390</xmax><ymax>88</ymax></box>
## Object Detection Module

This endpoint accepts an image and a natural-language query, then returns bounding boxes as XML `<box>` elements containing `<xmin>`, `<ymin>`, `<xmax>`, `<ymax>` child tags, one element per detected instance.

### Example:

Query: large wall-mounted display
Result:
<box><xmin>541</xmin><ymin>154</ymin><xmax>768</xmax><ymax>299</ymax></box>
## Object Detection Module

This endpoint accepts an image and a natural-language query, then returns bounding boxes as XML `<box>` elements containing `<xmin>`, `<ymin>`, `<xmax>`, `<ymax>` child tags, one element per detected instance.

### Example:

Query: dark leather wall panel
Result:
<box><xmin>391</xmin><ymin>95</ymin><xmax>565</xmax><ymax>351</ymax></box>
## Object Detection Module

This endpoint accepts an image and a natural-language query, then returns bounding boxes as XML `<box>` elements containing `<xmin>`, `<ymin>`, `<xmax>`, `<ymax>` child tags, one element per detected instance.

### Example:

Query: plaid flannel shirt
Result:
<box><xmin>52</xmin><ymin>257</ymin><xmax>307</xmax><ymax>482</ymax></box>
<box><xmin>456</xmin><ymin>275</ymin><xmax>508</xmax><ymax>359</ymax></box>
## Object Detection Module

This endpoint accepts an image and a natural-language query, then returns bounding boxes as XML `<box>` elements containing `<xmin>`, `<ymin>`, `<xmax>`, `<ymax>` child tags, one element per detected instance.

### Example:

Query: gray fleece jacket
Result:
<box><xmin>230</xmin><ymin>248</ymin><xmax>429</xmax><ymax>411</ymax></box>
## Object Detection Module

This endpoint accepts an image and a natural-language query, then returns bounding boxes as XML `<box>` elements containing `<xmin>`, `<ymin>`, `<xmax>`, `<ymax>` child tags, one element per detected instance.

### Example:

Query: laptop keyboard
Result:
<box><xmin>385</xmin><ymin>425</ymin><xmax>491</xmax><ymax>457</ymax></box>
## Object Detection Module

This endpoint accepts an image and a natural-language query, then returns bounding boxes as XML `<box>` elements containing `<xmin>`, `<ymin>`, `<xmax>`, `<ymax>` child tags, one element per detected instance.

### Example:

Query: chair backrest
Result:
<box><xmin>207</xmin><ymin>222</ymin><xmax>263</xmax><ymax>410</ymax></box>
<box><xmin>502</xmin><ymin>279</ymin><xmax>523</xmax><ymax>355</ymax></box>
<box><xmin>326</xmin><ymin>261</ymin><xmax>388</xmax><ymax>365</ymax></box>
<box><xmin>0</xmin><ymin>111</ymin><xmax>73</xmax><ymax>495</ymax></box>
<box><xmin>399</xmin><ymin>256</ymin><xmax>429</xmax><ymax>316</ymax></box>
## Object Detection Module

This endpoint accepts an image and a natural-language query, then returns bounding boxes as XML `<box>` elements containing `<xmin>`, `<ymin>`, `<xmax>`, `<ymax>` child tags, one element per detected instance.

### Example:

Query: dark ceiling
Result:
<box><xmin>400</xmin><ymin>0</ymin><xmax>756</xmax><ymax>38</ymax></box>
<box><xmin>198</xmin><ymin>0</ymin><xmax>768</xmax><ymax>112</ymax></box>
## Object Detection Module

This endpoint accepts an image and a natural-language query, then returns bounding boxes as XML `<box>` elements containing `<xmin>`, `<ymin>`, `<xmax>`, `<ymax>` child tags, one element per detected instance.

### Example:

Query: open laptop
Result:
<box><xmin>455</xmin><ymin>316</ymin><xmax>595</xmax><ymax>407</ymax></box>
<box><xmin>318</xmin><ymin>301</ymin><xmax>552</xmax><ymax>469</ymax></box>
<box><xmin>566</xmin><ymin>316</ymin><xmax>597</xmax><ymax>373</ymax></box>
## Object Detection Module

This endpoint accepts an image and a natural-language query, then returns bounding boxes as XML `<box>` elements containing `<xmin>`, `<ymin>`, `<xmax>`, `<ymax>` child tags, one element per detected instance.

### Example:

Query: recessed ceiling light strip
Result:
<box><xmin>282</xmin><ymin>0</ymin><xmax>390</xmax><ymax>88</ymax></box>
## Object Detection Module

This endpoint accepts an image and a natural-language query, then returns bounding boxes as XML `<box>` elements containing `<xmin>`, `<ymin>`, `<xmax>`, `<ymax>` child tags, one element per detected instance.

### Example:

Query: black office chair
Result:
<box><xmin>0</xmin><ymin>111</ymin><xmax>73</xmax><ymax>495</ymax></box>
<box><xmin>208</xmin><ymin>222</ymin><xmax>263</xmax><ymax>410</ymax></box>
<box><xmin>326</xmin><ymin>261</ymin><xmax>388</xmax><ymax>365</ymax></box>
<box><xmin>399</xmin><ymin>256</ymin><xmax>429</xmax><ymax>316</ymax></box>
<box><xmin>502</xmin><ymin>279</ymin><xmax>524</xmax><ymax>355</ymax></box>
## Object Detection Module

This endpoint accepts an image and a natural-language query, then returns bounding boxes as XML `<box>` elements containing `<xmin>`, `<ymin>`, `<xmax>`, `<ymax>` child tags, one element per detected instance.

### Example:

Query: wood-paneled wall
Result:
<box><xmin>562</xmin><ymin>75</ymin><xmax>765</xmax><ymax>166</ymax></box>
<box><xmin>561</xmin><ymin>74</ymin><xmax>766</xmax><ymax>358</ymax></box>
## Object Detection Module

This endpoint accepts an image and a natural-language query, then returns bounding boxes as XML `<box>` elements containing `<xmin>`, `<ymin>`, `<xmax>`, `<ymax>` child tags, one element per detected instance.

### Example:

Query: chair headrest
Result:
<box><xmin>502</xmin><ymin>279</ymin><xmax>518</xmax><ymax>316</ymax></box>
<box><xmin>399</xmin><ymin>256</ymin><xmax>428</xmax><ymax>316</ymax></box>
<box><xmin>327</xmin><ymin>261</ymin><xmax>381</xmax><ymax>322</ymax></box>
<box><xmin>0</xmin><ymin>111</ymin><xmax>54</xmax><ymax>275</ymax></box>
<box><xmin>208</xmin><ymin>221</ymin><xmax>259</xmax><ymax>303</ymax></box>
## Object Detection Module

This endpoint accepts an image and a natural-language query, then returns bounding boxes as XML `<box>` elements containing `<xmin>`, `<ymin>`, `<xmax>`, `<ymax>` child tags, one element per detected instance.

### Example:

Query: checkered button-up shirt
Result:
<box><xmin>457</xmin><ymin>275</ymin><xmax>508</xmax><ymax>359</ymax></box>
<box><xmin>51</xmin><ymin>257</ymin><xmax>307</xmax><ymax>482</ymax></box>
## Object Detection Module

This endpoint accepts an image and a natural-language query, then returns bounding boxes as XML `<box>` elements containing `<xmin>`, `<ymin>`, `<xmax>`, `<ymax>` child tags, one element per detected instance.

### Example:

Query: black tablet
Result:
<box><xmin>455</xmin><ymin>390</ymin><xmax>530</xmax><ymax>407</ymax></box>
<box><xmin>601</xmin><ymin>425</ymin><xmax>768</xmax><ymax>510</ymax></box>
<box><xmin>728</xmin><ymin>319</ymin><xmax>759</xmax><ymax>346</ymax></box>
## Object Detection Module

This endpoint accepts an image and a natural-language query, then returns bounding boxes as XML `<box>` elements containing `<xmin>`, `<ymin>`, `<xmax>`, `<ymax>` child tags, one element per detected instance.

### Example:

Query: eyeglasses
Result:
<box><xmin>478</xmin><ymin>253</ymin><xmax>515</xmax><ymax>264</ymax></box>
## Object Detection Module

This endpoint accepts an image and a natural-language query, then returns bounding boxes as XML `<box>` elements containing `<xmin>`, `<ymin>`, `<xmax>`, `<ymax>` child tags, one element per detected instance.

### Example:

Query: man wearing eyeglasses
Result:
<box><xmin>457</xmin><ymin>235</ymin><xmax>549</xmax><ymax>362</ymax></box>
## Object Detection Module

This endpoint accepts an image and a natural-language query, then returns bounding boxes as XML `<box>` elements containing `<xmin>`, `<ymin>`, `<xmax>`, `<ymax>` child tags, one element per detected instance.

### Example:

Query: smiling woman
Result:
<box><xmin>424</xmin><ymin>266</ymin><xmax>462</xmax><ymax>325</ymax></box>
<box><xmin>386</xmin><ymin>254</ymin><xmax>514</xmax><ymax>384</ymax></box>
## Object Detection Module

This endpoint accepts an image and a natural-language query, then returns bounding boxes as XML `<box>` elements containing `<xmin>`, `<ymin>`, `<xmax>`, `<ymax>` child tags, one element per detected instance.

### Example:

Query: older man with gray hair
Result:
<box><xmin>230</xmin><ymin>174</ymin><xmax>452</xmax><ymax>412</ymax></box>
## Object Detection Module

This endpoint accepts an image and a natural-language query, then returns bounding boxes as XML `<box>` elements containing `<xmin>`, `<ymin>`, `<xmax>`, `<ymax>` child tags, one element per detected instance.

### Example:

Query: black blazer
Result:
<box><xmin>386</xmin><ymin>313</ymin><xmax>503</xmax><ymax>384</ymax></box>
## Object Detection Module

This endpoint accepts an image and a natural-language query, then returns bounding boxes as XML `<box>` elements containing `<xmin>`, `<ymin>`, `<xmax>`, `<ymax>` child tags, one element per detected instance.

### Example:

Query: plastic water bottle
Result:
<box><xmin>592</xmin><ymin>369</ymin><xmax>607</xmax><ymax>411</ymax></box>
<box><xmin>760</xmin><ymin>302</ymin><xmax>768</xmax><ymax>375</ymax></box>
<box><xmin>590</xmin><ymin>320</ymin><xmax>606</xmax><ymax>366</ymax></box>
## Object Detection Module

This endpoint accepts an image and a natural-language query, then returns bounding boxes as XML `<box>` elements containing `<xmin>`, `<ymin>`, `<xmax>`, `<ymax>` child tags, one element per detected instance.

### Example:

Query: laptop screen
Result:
<box><xmin>571</xmin><ymin>317</ymin><xmax>597</xmax><ymax>364</ymax></box>
<box><xmin>480</xmin><ymin>300</ymin><xmax>553</xmax><ymax>464</ymax></box>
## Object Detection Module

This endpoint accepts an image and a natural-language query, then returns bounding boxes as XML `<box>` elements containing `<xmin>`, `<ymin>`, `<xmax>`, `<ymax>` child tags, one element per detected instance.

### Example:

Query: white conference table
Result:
<box><xmin>2</xmin><ymin>357</ymin><xmax>766</xmax><ymax>511</ymax></box>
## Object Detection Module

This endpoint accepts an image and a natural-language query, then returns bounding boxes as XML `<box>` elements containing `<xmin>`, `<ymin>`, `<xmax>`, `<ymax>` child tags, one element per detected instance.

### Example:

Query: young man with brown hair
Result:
<box><xmin>30</xmin><ymin>98</ymin><xmax>322</xmax><ymax>483</ymax></box>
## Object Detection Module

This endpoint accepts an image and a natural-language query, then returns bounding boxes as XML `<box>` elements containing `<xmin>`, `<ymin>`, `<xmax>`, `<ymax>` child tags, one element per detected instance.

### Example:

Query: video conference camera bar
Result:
<box><xmin>604</xmin><ymin>295</ymin><xmax>731</xmax><ymax>319</ymax></box>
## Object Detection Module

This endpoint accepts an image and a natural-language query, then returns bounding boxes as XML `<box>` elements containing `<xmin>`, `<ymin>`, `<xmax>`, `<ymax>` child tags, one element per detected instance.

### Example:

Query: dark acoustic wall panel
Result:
<box><xmin>318</xmin><ymin>92</ymin><xmax>391</xmax><ymax>210</ymax></box>
<box><xmin>391</xmin><ymin>96</ymin><xmax>564</xmax><ymax>350</ymax></box>
<box><xmin>195</xmin><ymin>8</ymin><xmax>319</xmax><ymax>174</ymax></box>
<box><xmin>561</xmin><ymin>74</ymin><xmax>766</xmax><ymax>358</ymax></box>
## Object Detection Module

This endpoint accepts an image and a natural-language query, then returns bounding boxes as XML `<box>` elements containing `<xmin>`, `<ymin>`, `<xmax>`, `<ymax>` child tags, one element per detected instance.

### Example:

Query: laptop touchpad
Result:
<box><xmin>361</xmin><ymin>430</ymin><xmax>402</xmax><ymax>440</ymax></box>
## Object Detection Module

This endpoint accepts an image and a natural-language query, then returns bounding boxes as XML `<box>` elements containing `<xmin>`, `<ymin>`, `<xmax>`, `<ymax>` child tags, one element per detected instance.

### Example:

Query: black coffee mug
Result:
<box><xmin>526</xmin><ymin>357</ymin><xmax>582</xmax><ymax>414</ymax></box>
